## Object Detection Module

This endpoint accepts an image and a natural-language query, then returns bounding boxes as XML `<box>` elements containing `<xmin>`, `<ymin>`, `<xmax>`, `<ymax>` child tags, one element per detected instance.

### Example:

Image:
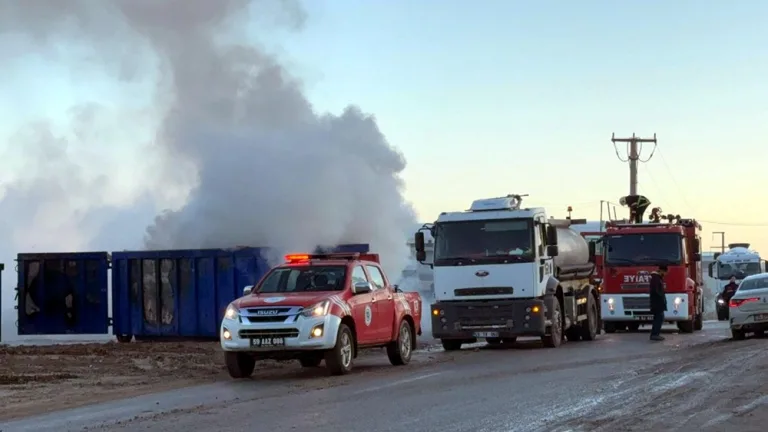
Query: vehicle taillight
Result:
<box><xmin>729</xmin><ymin>297</ymin><xmax>760</xmax><ymax>308</ymax></box>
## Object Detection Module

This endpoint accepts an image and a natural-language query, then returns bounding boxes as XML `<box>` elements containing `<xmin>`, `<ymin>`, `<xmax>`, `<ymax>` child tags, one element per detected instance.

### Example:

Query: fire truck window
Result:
<box><xmin>366</xmin><ymin>265</ymin><xmax>386</xmax><ymax>290</ymax></box>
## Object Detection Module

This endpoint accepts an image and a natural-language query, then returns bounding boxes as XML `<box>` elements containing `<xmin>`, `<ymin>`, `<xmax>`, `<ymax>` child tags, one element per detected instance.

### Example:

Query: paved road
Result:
<box><xmin>3</xmin><ymin>321</ymin><xmax>764</xmax><ymax>432</ymax></box>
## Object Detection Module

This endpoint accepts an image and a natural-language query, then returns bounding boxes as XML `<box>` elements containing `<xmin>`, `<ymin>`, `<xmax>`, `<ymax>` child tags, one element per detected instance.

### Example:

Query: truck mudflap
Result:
<box><xmin>430</xmin><ymin>299</ymin><xmax>548</xmax><ymax>339</ymax></box>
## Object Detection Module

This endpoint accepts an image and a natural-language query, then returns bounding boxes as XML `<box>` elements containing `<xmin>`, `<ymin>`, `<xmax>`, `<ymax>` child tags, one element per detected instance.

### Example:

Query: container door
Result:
<box><xmin>16</xmin><ymin>252</ymin><xmax>110</xmax><ymax>335</ymax></box>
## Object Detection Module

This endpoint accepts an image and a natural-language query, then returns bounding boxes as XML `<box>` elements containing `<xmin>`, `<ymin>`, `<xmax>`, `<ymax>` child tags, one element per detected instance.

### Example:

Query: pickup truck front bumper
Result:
<box><xmin>431</xmin><ymin>299</ymin><xmax>549</xmax><ymax>339</ymax></box>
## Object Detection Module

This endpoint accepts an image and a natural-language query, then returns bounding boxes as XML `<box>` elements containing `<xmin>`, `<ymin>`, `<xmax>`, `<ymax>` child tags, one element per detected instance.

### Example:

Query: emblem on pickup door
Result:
<box><xmin>475</xmin><ymin>270</ymin><xmax>489</xmax><ymax>277</ymax></box>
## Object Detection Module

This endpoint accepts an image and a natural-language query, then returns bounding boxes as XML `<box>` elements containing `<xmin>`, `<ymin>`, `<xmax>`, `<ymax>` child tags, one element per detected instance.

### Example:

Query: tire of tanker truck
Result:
<box><xmin>542</xmin><ymin>297</ymin><xmax>564</xmax><ymax>348</ymax></box>
<box><xmin>579</xmin><ymin>293</ymin><xmax>599</xmax><ymax>341</ymax></box>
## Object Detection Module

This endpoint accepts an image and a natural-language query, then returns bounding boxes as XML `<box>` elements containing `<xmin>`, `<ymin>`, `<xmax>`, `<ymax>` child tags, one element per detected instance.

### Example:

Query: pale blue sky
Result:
<box><xmin>1</xmin><ymin>0</ymin><xmax>767</xmax><ymax>253</ymax></box>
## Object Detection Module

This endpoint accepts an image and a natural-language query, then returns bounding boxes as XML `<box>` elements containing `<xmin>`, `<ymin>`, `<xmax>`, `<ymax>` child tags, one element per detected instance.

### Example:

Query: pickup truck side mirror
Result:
<box><xmin>243</xmin><ymin>285</ymin><xmax>253</xmax><ymax>296</ymax></box>
<box><xmin>393</xmin><ymin>284</ymin><xmax>402</xmax><ymax>293</ymax></box>
<box><xmin>352</xmin><ymin>281</ymin><xmax>373</xmax><ymax>295</ymax></box>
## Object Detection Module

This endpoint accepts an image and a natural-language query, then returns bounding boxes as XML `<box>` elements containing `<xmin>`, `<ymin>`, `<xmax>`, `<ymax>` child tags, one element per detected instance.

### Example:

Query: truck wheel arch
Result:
<box><xmin>399</xmin><ymin>315</ymin><xmax>417</xmax><ymax>352</ymax></box>
<box><xmin>340</xmin><ymin>316</ymin><xmax>358</xmax><ymax>358</ymax></box>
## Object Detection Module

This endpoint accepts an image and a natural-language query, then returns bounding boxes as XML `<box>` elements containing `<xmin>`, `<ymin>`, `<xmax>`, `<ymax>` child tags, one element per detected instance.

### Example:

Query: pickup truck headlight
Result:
<box><xmin>301</xmin><ymin>300</ymin><xmax>330</xmax><ymax>318</ymax></box>
<box><xmin>224</xmin><ymin>304</ymin><xmax>239</xmax><ymax>320</ymax></box>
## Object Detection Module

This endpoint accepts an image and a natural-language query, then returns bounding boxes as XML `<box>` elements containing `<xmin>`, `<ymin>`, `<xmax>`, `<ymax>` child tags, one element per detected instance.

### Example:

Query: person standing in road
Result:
<box><xmin>649</xmin><ymin>265</ymin><xmax>668</xmax><ymax>341</ymax></box>
<box><xmin>722</xmin><ymin>276</ymin><xmax>739</xmax><ymax>303</ymax></box>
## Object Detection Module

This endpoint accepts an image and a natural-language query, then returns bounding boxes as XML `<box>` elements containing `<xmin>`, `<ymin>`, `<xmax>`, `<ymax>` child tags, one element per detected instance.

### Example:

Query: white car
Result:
<box><xmin>729</xmin><ymin>273</ymin><xmax>768</xmax><ymax>340</ymax></box>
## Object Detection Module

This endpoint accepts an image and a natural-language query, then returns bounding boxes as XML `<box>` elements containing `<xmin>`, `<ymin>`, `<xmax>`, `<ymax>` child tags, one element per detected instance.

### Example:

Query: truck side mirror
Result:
<box><xmin>546</xmin><ymin>225</ymin><xmax>558</xmax><ymax>245</ymax></box>
<box><xmin>693</xmin><ymin>252</ymin><xmax>701</xmax><ymax>262</ymax></box>
<box><xmin>692</xmin><ymin>238</ymin><xmax>700</xmax><ymax>252</ymax></box>
<box><xmin>588</xmin><ymin>242</ymin><xmax>596</xmax><ymax>263</ymax></box>
<box><xmin>414</xmin><ymin>232</ymin><xmax>426</xmax><ymax>262</ymax></box>
<box><xmin>708</xmin><ymin>262</ymin><xmax>715</xmax><ymax>278</ymax></box>
<box><xmin>546</xmin><ymin>245</ymin><xmax>559</xmax><ymax>257</ymax></box>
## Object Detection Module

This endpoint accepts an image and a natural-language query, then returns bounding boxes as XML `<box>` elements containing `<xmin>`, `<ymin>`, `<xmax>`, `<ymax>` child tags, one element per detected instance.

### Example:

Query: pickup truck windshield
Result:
<box><xmin>433</xmin><ymin>218</ymin><xmax>534</xmax><ymax>264</ymax></box>
<box><xmin>604</xmin><ymin>233</ymin><xmax>682</xmax><ymax>266</ymax></box>
<box><xmin>717</xmin><ymin>261</ymin><xmax>761</xmax><ymax>280</ymax></box>
<box><xmin>258</xmin><ymin>266</ymin><xmax>347</xmax><ymax>293</ymax></box>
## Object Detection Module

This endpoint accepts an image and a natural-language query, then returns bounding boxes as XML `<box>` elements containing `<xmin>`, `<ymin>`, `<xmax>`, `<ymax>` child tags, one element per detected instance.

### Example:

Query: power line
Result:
<box><xmin>655</xmin><ymin>147</ymin><xmax>696</xmax><ymax>212</ymax></box>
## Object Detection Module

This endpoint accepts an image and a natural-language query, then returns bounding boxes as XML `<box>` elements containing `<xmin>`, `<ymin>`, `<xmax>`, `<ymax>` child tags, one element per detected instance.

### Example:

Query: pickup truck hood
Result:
<box><xmin>236</xmin><ymin>292</ymin><xmax>341</xmax><ymax>308</ymax></box>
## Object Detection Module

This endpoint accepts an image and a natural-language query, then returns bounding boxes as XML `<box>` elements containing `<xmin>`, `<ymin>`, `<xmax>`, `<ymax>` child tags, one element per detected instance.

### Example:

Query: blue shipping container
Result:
<box><xmin>12</xmin><ymin>244</ymin><xmax>369</xmax><ymax>340</ymax></box>
<box><xmin>111</xmin><ymin>243</ymin><xmax>370</xmax><ymax>341</ymax></box>
<box><xmin>15</xmin><ymin>252</ymin><xmax>110</xmax><ymax>336</ymax></box>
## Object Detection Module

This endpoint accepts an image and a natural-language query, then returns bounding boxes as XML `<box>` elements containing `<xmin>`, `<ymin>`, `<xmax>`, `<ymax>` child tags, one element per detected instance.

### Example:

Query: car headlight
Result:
<box><xmin>301</xmin><ymin>300</ymin><xmax>331</xmax><ymax>318</ymax></box>
<box><xmin>717</xmin><ymin>299</ymin><xmax>725</xmax><ymax>304</ymax></box>
<box><xmin>224</xmin><ymin>304</ymin><xmax>239</xmax><ymax>320</ymax></box>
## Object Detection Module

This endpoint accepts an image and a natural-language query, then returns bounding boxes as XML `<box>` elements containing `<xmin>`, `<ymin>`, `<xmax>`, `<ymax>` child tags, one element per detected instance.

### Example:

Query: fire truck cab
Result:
<box><xmin>599</xmin><ymin>219</ymin><xmax>703</xmax><ymax>334</ymax></box>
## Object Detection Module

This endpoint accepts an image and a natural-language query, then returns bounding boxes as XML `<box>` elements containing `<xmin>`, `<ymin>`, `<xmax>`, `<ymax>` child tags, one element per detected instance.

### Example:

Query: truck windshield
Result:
<box><xmin>257</xmin><ymin>266</ymin><xmax>347</xmax><ymax>293</ymax></box>
<box><xmin>604</xmin><ymin>233</ymin><xmax>682</xmax><ymax>266</ymax></box>
<box><xmin>433</xmin><ymin>219</ymin><xmax>534</xmax><ymax>264</ymax></box>
<box><xmin>717</xmin><ymin>261</ymin><xmax>761</xmax><ymax>280</ymax></box>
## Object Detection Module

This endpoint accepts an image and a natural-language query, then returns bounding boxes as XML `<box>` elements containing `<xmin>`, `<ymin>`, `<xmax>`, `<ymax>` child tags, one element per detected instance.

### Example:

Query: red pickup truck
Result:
<box><xmin>220</xmin><ymin>252</ymin><xmax>422</xmax><ymax>377</ymax></box>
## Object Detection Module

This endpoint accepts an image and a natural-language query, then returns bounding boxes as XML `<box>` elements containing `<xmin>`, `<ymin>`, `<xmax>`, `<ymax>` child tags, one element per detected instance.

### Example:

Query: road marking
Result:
<box><xmin>353</xmin><ymin>372</ymin><xmax>442</xmax><ymax>394</ymax></box>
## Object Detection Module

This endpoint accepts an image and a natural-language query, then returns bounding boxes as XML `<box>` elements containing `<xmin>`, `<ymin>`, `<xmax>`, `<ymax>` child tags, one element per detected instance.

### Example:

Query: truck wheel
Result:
<box><xmin>441</xmin><ymin>339</ymin><xmax>462</xmax><ymax>351</ymax></box>
<box><xmin>542</xmin><ymin>298</ymin><xmax>563</xmax><ymax>348</ymax></box>
<box><xmin>225</xmin><ymin>352</ymin><xmax>256</xmax><ymax>379</ymax></box>
<box><xmin>298</xmin><ymin>354</ymin><xmax>323</xmax><ymax>368</ymax></box>
<box><xmin>731</xmin><ymin>328</ymin><xmax>746</xmax><ymax>340</ymax></box>
<box><xmin>694</xmin><ymin>313</ymin><xmax>703</xmax><ymax>331</ymax></box>
<box><xmin>387</xmin><ymin>320</ymin><xmax>414</xmax><ymax>366</ymax></box>
<box><xmin>565</xmin><ymin>327</ymin><xmax>581</xmax><ymax>342</ymax></box>
<box><xmin>580</xmin><ymin>294</ymin><xmax>599</xmax><ymax>341</ymax></box>
<box><xmin>604</xmin><ymin>322</ymin><xmax>617</xmax><ymax>334</ymax></box>
<box><xmin>325</xmin><ymin>324</ymin><xmax>354</xmax><ymax>375</ymax></box>
<box><xmin>677</xmin><ymin>319</ymin><xmax>694</xmax><ymax>334</ymax></box>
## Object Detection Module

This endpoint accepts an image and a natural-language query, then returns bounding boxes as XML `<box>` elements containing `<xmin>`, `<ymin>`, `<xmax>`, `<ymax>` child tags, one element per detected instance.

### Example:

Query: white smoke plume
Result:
<box><xmin>0</xmin><ymin>0</ymin><xmax>417</xmax><ymax>341</ymax></box>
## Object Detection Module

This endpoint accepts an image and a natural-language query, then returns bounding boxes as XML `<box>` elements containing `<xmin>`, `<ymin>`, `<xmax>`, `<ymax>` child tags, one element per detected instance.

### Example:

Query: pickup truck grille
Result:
<box><xmin>622</xmin><ymin>297</ymin><xmax>650</xmax><ymax>310</ymax></box>
<box><xmin>239</xmin><ymin>328</ymin><xmax>299</xmax><ymax>339</ymax></box>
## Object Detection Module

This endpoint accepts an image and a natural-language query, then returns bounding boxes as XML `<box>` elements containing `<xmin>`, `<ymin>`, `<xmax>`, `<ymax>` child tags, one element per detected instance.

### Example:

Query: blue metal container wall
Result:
<box><xmin>112</xmin><ymin>248</ymin><xmax>271</xmax><ymax>339</ymax></box>
<box><xmin>111</xmin><ymin>244</ymin><xmax>371</xmax><ymax>339</ymax></box>
<box><xmin>16</xmin><ymin>252</ymin><xmax>110</xmax><ymax>335</ymax></box>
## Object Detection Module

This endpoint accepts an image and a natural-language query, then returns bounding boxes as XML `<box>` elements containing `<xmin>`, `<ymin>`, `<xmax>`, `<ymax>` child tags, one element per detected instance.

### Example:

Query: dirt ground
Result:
<box><xmin>0</xmin><ymin>339</ymin><xmax>441</xmax><ymax>422</ymax></box>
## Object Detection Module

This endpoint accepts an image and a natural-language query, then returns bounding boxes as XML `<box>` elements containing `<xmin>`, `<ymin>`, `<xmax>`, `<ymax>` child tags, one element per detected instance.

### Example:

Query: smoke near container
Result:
<box><xmin>0</xmin><ymin>0</ymin><xmax>417</xmax><ymax>341</ymax></box>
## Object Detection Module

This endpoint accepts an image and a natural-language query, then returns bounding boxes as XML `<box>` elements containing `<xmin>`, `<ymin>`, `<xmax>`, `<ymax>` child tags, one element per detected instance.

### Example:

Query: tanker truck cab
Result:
<box><xmin>414</xmin><ymin>194</ymin><xmax>601</xmax><ymax>351</ymax></box>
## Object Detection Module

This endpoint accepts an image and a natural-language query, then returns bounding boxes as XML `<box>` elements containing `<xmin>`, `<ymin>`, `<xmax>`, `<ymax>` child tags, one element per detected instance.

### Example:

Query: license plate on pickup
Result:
<box><xmin>250</xmin><ymin>337</ymin><xmax>285</xmax><ymax>347</ymax></box>
<box><xmin>635</xmin><ymin>315</ymin><xmax>653</xmax><ymax>321</ymax></box>
<box><xmin>473</xmin><ymin>332</ymin><xmax>499</xmax><ymax>338</ymax></box>
<box><xmin>754</xmin><ymin>314</ymin><xmax>768</xmax><ymax>322</ymax></box>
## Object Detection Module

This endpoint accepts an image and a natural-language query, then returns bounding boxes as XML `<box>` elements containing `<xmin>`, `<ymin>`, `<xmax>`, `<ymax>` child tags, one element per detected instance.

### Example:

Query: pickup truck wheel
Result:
<box><xmin>298</xmin><ymin>354</ymin><xmax>323</xmax><ymax>368</ymax></box>
<box><xmin>441</xmin><ymin>339</ymin><xmax>462</xmax><ymax>351</ymax></box>
<box><xmin>325</xmin><ymin>324</ymin><xmax>354</xmax><ymax>375</ymax></box>
<box><xmin>387</xmin><ymin>320</ymin><xmax>413</xmax><ymax>366</ymax></box>
<box><xmin>225</xmin><ymin>352</ymin><xmax>256</xmax><ymax>379</ymax></box>
<box><xmin>542</xmin><ymin>298</ymin><xmax>563</xmax><ymax>348</ymax></box>
<box><xmin>580</xmin><ymin>295</ymin><xmax>599</xmax><ymax>341</ymax></box>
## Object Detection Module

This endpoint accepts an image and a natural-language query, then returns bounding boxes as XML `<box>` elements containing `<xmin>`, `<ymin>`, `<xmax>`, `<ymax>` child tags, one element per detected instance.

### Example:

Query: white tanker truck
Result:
<box><xmin>413</xmin><ymin>194</ymin><xmax>601</xmax><ymax>350</ymax></box>
<box><xmin>709</xmin><ymin>243</ymin><xmax>765</xmax><ymax>289</ymax></box>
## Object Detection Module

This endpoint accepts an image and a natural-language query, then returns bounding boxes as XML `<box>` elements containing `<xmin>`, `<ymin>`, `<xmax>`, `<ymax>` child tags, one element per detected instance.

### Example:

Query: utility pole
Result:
<box><xmin>611</xmin><ymin>133</ymin><xmax>657</xmax><ymax>196</ymax></box>
<box><xmin>713</xmin><ymin>231</ymin><xmax>726</xmax><ymax>253</ymax></box>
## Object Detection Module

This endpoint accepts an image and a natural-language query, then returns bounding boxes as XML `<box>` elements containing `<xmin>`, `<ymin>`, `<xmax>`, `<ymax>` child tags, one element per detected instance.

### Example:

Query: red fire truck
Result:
<box><xmin>599</xmin><ymin>217</ymin><xmax>704</xmax><ymax>333</ymax></box>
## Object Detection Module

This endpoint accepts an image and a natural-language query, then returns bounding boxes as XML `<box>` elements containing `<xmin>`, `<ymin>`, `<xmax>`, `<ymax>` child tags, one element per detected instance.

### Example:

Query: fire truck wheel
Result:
<box><xmin>298</xmin><ymin>354</ymin><xmax>323</xmax><ymax>368</ymax></box>
<box><xmin>225</xmin><ymin>352</ymin><xmax>256</xmax><ymax>379</ymax></box>
<box><xmin>542</xmin><ymin>298</ymin><xmax>563</xmax><ymax>348</ymax></box>
<box><xmin>694</xmin><ymin>313</ymin><xmax>703</xmax><ymax>331</ymax></box>
<box><xmin>325</xmin><ymin>324</ymin><xmax>355</xmax><ymax>376</ymax></box>
<box><xmin>580</xmin><ymin>294</ymin><xmax>599</xmax><ymax>341</ymax></box>
<box><xmin>677</xmin><ymin>319</ymin><xmax>694</xmax><ymax>334</ymax></box>
<box><xmin>627</xmin><ymin>323</ymin><xmax>640</xmax><ymax>332</ymax></box>
<box><xmin>387</xmin><ymin>320</ymin><xmax>413</xmax><ymax>366</ymax></box>
<box><xmin>604</xmin><ymin>322</ymin><xmax>617</xmax><ymax>333</ymax></box>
